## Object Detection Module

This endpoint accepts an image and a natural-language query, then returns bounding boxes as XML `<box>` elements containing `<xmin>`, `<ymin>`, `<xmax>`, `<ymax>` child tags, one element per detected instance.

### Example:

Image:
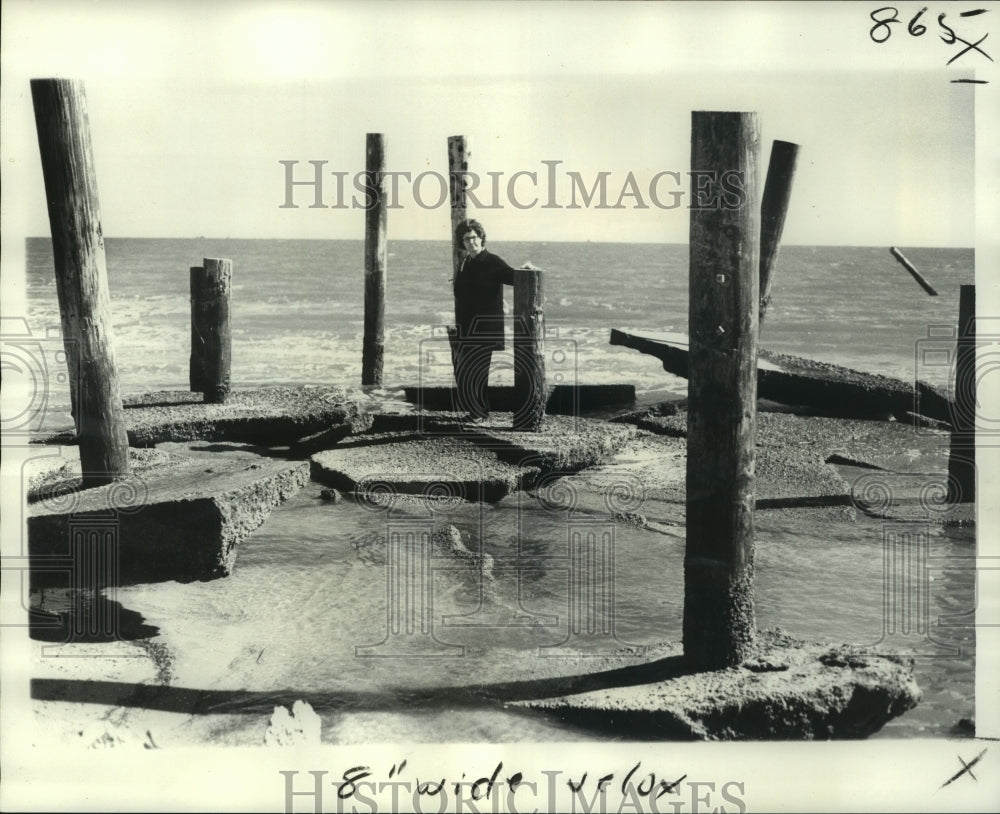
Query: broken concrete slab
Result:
<box><xmin>808</xmin><ymin>418</ymin><xmax>951</xmax><ymax>474</ymax></box>
<box><xmin>403</xmin><ymin>384</ymin><xmax>636</xmax><ymax>414</ymax></box>
<box><xmin>35</xmin><ymin>387</ymin><xmax>371</xmax><ymax>448</ymax></box>
<box><xmin>848</xmin><ymin>470</ymin><xmax>977</xmax><ymax>525</ymax></box>
<box><xmin>28</xmin><ymin>457</ymin><xmax>310</xmax><ymax>586</ymax></box>
<box><xmin>754</xmin><ymin>414</ymin><xmax>854</xmax><ymax>518</ymax></box>
<box><xmin>504</xmin><ymin>420</ymin><xmax>854</xmax><ymax>527</ymax></box>
<box><xmin>494</xmin><ymin>432</ymin><xmax>687</xmax><ymax>527</ymax></box>
<box><xmin>26</xmin><ymin>447</ymin><xmax>172</xmax><ymax>498</ymax></box>
<box><xmin>470</xmin><ymin>414</ymin><xmax>638</xmax><ymax>472</ymax></box>
<box><xmin>508</xmin><ymin>630</ymin><xmax>921</xmax><ymax>740</ymax></box>
<box><xmin>368</xmin><ymin>410</ymin><xmax>459</xmax><ymax>435</ymax></box>
<box><xmin>609</xmin><ymin>401</ymin><xmax>682</xmax><ymax>436</ymax></box>
<box><xmin>754</xmin><ymin>447</ymin><xmax>852</xmax><ymax>515</ymax></box>
<box><xmin>311</xmin><ymin>437</ymin><xmax>540</xmax><ymax>503</ymax></box>
<box><xmin>310</xmin><ymin>415</ymin><xmax>638</xmax><ymax>504</ymax></box>
<box><xmin>289</xmin><ymin>419</ymin><xmax>370</xmax><ymax>458</ymax></box>
<box><xmin>610</xmin><ymin>329</ymin><xmax>952</xmax><ymax>423</ymax></box>
<box><xmin>612</xmin><ymin>405</ymin><xmax>687</xmax><ymax>437</ymax></box>
<box><xmin>606</xmin><ymin>409</ymin><xmax>959</xmax><ymax>521</ymax></box>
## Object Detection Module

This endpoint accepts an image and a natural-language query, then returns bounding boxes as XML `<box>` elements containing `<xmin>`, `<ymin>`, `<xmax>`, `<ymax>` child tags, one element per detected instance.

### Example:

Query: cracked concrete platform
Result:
<box><xmin>28</xmin><ymin>456</ymin><xmax>310</xmax><ymax>586</ymax></box>
<box><xmin>35</xmin><ymin>387</ymin><xmax>371</xmax><ymax>447</ymax></box>
<box><xmin>508</xmin><ymin>630</ymin><xmax>921</xmax><ymax>740</ymax></box>
<box><xmin>311</xmin><ymin>436</ymin><xmax>539</xmax><ymax>503</ymax></box>
<box><xmin>310</xmin><ymin>415</ymin><xmax>638</xmax><ymax>502</ymax></box>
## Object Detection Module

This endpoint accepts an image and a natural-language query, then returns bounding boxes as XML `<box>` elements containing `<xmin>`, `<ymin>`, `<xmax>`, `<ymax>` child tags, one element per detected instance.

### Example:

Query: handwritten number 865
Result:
<box><xmin>870</xmin><ymin>6</ymin><xmax>931</xmax><ymax>43</ymax></box>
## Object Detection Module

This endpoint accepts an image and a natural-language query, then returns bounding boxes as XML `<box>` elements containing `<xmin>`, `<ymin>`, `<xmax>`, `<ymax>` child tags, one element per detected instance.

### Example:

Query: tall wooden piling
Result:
<box><xmin>684</xmin><ymin>111</ymin><xmax>761</xmax><ymax>670</ymax></box>
<box><xmin>513</xmin><ymin>267</ymin><xmax>546</xmax><ymax>431</ymax></box>
<box><xmin>448</xmin><ymin>135</ymin><xmax>470</xmax><ymax>379</ymax></box>
<box><xmin>31</xmin><ymin>78</ymin><xmax>130</xmax><ymax>486</ymax></box>
<box><xmin>448</xmin><ymin>135</ymin><xmax>470</xmax><ymax>281</ymax></box>
<box><xmin>948</xmin><ymin>284</ymin><xmax>976</xmax><ymax>503</ymax></box>
<box><xmin>189</xmin><ymin>258</ymin><xmax>232</xmax><ymax>403</ymax></box>
<box><xmin>758</xmin><ymin>140</ymin><xmax>799</xmax><ymax>321</ymax></box>
<box><xmin>362</xmin><ymin>133</ymin><xmax>387</xmax><ymax>386</ymax></box>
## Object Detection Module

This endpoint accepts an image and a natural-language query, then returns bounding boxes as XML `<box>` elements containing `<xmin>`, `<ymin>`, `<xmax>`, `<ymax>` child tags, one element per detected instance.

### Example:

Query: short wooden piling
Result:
<box><xmin>31</xmin><ymin>78</ymin><xmax>130</xmax><ymax>486</ymax></box>
<box><xmin>189</xmin><ymin>258</ymin><xmax>232</xmax><ymax>403</ymax></box>
<box><xmin>948</xmin><ymin>284</ymin><xmax>976</xmax><ymax>503</ymax></box>
<box><xmin>362</xmin><ymin>133</ymin><xmax>387</xmax><ymax>386</ymax></box>
<box><xmin>189</xmin><ymin>266</ymin><xmax>206</xmax><ymax>392</ymax></box>
<box><xmin>758</xmin><ymin>140</ymin><xmax>799</xmax><ymax>321</ymax></box>
<box><xmin>684</xmin><ymin>111</ymin><xmax>761</xmax><ymax>670</ymax></box>
<box><xmin>513</xmin><ymin>267</ymin><xmax>546</xmax><ymax>432</ymax></box>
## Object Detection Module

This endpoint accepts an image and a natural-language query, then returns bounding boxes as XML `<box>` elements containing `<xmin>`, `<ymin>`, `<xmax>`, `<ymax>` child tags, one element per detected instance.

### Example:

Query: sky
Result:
<box><xmin>0</xmin><ymin>1</ymin><xmax>986</xmax><ymax>247</ymax></box>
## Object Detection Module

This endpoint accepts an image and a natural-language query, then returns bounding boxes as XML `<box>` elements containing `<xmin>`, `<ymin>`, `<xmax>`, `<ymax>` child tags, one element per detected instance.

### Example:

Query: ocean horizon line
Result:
<box><xmin>25</xmin><ymin>236</ymin><xmax>973</xmax><ymax>252</ymax></box>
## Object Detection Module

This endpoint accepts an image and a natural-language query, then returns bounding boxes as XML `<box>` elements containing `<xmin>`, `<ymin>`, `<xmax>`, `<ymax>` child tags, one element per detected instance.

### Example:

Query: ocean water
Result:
<box><xmin>24</xmin><ymin>238</ymin><xmax>973</xmax><ymax>422</ymax></box>
<box><xmin>23</xmin><ymin>238</ymin><xmax>976</xmax><ymax>742</ymax></box>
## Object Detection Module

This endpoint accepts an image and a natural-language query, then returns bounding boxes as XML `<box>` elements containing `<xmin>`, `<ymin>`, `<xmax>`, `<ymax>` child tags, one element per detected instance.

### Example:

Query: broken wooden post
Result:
<box><xmin>31</xmin><ymin>78</ymin><xmax>130</xmax><ymax>486</ymax></box>
<box><xmin>513</xmin><ymin>267</ymin><xmax>546</xmax><ymax>431</ymax></box>
<box><xmin>189</xmin><ymin>258</ymin><xmax>232</xmax><ymax>403</ymax></box>
<box><xmin>684</xmin><ymin>110</ymin><xmax>761</xmax><ymax>670</ymax></box>
<box><xmin>948</xmin><ymin>284</ymin><xmax>976</xmax><ymax>503</ymax></box>
<box><xmin>758</xmin><ymin>140</ymin><xmax>799</xmax><ymax>321</ymax></box>
<box><xmin>890</xmin><ymin>247</ymin><xmax>938</xmax><ymax>296</ymax></box>
<box><xmin>362</xmin><ymin>133</ymin><xmax>387</xmax><ymax>386</ymax></box>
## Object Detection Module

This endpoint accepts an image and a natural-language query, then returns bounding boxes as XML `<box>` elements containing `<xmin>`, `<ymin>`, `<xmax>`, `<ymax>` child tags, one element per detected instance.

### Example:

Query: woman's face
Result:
<box><xmin>462</xmin><ymin>230</ymin><xmax>484</xmax><ymax>257</ymax></box>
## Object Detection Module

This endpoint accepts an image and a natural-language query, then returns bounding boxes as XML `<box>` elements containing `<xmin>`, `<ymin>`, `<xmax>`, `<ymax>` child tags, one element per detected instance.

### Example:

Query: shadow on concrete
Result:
<box><xmin>32</xmin><ymin>654</ymin><xmax>688</xmax><ymax>715</ymax></box>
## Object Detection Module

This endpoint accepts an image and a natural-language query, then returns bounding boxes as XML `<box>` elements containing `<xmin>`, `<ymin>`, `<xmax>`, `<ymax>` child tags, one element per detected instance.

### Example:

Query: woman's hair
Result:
<box><xmin>455</xmin><ymin>218</ymin><xmax>486</xmax><ymax>245</ymax></box>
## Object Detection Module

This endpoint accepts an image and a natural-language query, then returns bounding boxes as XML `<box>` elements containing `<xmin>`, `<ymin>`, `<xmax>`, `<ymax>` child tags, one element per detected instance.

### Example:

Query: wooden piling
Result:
<box><xmin>948</xmin><ymin>284</ymin><xmax>976</xmax><ymax>503</ymax></box>
<box><xmin>448</xmin><ymin>135</ymin><xmax>470</xmax><ymax>381</ymax></box>
<box><xmin>448</xmin><ymin>135</ymin><xmax>470</xmax><ymax>282</ymax></box>
<box><xmin>758</xmin><ymin>140</ymin><xmax>799</xmax><ymax>321</ymax></box>
<box><xmin>362</xmin><ymin>133</ymin><xmax>387</xmax><ymax>386</ymax></box>
<box><xmin>189</xmin><ymin>267</ymin><xmax>205</xmax><ymax>393</ymax></box>
<box><xmin>189</xmin><ymin>258</ymin><xmax>232</xmax><ymax>403</ymax></box>
<box><xmin>30</xmin><ymin>78</ymin><xmax>130</xmax><ymax>486</ymax></box>
<box><xmin>513</xmin><ymin>267</ymin><xmax>546</xmax><ymax>432</ymax></box>
<box><xmin>890</xmin><ymin>247</ymin><xmax>939</xmax><ymax>296</ymax></box>
<box><xmin>684</xmin><ymin>111</ymin><xmax>761</xmax><ymax>670</ymax></box>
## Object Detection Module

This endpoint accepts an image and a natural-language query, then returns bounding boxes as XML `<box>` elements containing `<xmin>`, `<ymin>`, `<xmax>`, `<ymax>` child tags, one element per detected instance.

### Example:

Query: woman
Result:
<box><xmin>451</xmin><ymin>218</ymin><xmax>516</xmax><ymax>422</ymax></box>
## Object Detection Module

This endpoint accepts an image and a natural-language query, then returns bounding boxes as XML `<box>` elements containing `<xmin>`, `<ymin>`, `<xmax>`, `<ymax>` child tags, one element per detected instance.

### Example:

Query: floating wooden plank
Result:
<box><xmin>890</xmin><ymin>247</ymin><xmax>938</xmax><ymax>296</ymax></box>
<box><xmin>609</xmin><ymin>328</ymin><xmax>951</xmax><ymax>423</ymax></box>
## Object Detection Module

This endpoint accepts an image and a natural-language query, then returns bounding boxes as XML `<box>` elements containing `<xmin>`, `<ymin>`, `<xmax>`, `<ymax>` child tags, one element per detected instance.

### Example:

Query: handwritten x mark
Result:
<box><xmin>947</xmin><ymin>33</ymin><xmax>994</xmax><ymax>66</ymax></box>
<box><xmin>938</xmin><ymin>748</ymin><xmax>987</xmax><ymax>790</ymax></box>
